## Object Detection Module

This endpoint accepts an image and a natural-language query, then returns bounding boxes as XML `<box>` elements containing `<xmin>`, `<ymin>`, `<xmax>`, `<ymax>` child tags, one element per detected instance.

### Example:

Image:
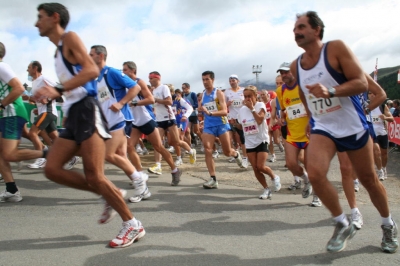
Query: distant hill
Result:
<box><xmin>239</xmin><ymin>80</ymin><xmax>276</xmax><ymax>91</ymax></box>
<box><xmin>370</xmin><ymin>65</ymin><xmax>400</xmax><ymax>99</ymax></box>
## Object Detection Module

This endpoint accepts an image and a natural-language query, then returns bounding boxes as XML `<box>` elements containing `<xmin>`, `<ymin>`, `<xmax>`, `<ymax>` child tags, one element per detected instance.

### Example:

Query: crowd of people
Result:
<box><xmin>0</xmin><ymin>2</ymin><xmax>397</xmax><ymax>253</ymax></box>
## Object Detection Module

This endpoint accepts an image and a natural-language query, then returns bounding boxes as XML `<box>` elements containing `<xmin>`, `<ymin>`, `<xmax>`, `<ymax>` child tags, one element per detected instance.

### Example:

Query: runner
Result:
<box><xmin>293</xmin><ymin>11</ymin><xmax>398</xmax><ymax>253</ymax></box>
<box><xmin>89</xmin><ymin>45</ymin><xmax>150</xmax><ymax>202</ymax></box>
<box><xmin>236</xmin><ymin>85</ymin><xmax>281</xmax><ymax>199</ymax></box>
<box><xmin>182</xmin><ymin>83</ymin><xmax>201</xmax><ymax>147</ymax></box>
<box><xmin>0</xmin><ymin>42</ymin><xmax>47</xmax><ymax>202</ymax></box>
<box><xmin>34</xmin><ymin>3</ymin><xmax>144</xmax><ymax>248</ymax></box>
<box><xmin>199</xmin><ymin>71</ymin><xmax>243</xmax><ymax>189</ymax></box>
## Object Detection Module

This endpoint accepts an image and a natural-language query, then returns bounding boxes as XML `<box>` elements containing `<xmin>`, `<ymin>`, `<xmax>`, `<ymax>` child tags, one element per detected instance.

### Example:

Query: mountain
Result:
<box><xmin>370</xmin><ymin>65</ymin><xmax>400</xmax><ymax>99</ymax></box>
<box><xmin>239</xmin><ymin>80</ymin><xmax>276</xmax><ymax>91</ymax></box>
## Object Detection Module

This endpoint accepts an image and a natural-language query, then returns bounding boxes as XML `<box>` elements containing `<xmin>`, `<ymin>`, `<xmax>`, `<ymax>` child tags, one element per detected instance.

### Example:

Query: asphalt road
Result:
<box><xmin>0</xmin><ymin>147</ymin><xmax>399</xmax><ymax>266</ymax></box>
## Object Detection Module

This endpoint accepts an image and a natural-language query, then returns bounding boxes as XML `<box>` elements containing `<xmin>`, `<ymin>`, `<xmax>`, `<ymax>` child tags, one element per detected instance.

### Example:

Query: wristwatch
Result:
<box><xmin>364</xmin><ymin>107</ymin><xmax>371</xmax><ymax>114</ymax></box>
<box><xmin>54</xmin><ymin>84</ymin><xmax>65</xmax><ymax>95</ymax></box>
<box><xmin>327</xmin><ymin>87</ymin><xmax>336</xmax><ymax>98</ymax></box>
<box><xmin>251</xmin><ymin>108</ymin><xmax>256</xmax><ymax>113</ymax></box>
<box><xmin>132</xmin><ymin>100</ymin><xmax>138</xmax><ymax>107</ymax></box>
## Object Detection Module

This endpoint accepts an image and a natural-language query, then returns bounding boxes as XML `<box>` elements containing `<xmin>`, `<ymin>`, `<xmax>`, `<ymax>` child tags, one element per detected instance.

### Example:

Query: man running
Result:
<box><xmin>34</xmin><ymin>2</ymin><xmax>144</xmax><ymax>248</ymax></box>
<box><xmin>293</xmin><ymin>11</ymin><xmax>397</xmax><ymax>253</ymax></box>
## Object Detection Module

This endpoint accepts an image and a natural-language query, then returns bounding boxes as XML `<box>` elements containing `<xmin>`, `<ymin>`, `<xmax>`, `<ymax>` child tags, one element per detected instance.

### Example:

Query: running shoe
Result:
<box><xmin>64</xmin><ymin>156</ymin><xmax>80</xmax><ymax>170</ymax></box>
<box><xmin>235</xmin><ymin>151</ymin><xmax>243</xmax><ymax>168</ymax></box>
<box><xmin>129</xmin><ymin>172</ymin><xmax>149</xmax><ymax>186</ymax></box>
<box><xmin>302</xmin><ymin>182</ymin><xmax>313</xmax><ymax>198</ymax></box>
<box><xmin>278</xmin><ymin>142</ymin><xmax>285</xmax><ymax>152</ymax></box>
<box><xmin>167</xmin><ymin>146</ymin><xmax>175</xmax><ymax>154</ymax></box>
<box><xmin>129</xmin><ymin>187</ymin><xmax>151</xmax><ymax>203</ymax></box>
<box><xmin>109</xmin><ymin>220</ymin><xmax>145</xmax><ymax>248</ymax></box>
<box><xmin>259</xmin><ymin>188</ymin><xmax>271</xmax><ymax>199</ymax></box>
<box><xmin>381</xmin><ymin>220</ymin><xmax>399</xmax><ymax>253</ymax></box>
<box><xmin>378</xmin><ymin>169</ymin><xmax>385</xmax><ymax>181</ymax></box>
<box><xmin>142</xmin><ymin>148</ymin><xmax>149</xmax><ymax>155</ymax></box>
<box><xmin>351</xmin><ymin>211</ymin><xmax>363</xmax><ymax>230</ymax></box>
<box><xmin>268</xmin><ymin>154</ymin><xmax>276</xmax><ymax>163</ymax></box>
<box><xmin>288</xmin><ymin>180</ymin><xmax>302</xmax><ymax>190</ymax></box>
<box><xmin>171</xmin><ymin>168</ymin><xmax>182</xmax><ymax>186</ymax></box>
<box><xmin>212</xmin><ymin>150</ymin><xmax>219</xmax><ymax>159</ymax></box>
<box><xmin>189</xmin><ymin>149</ymin><xmax>197</xmax><ymax>164</ymax></box>
<box><xmin>273</xmin><ymin>175</ymin><xmax>281</xmax><ymax>192</ymax></box>
<box><xmin>354</xmin><ymin>180</ymin><xmax>360</xmax><ymax>192</ymax></box>
<box><xmin>0</xmin><ymin>190</ymin><xmax>23</xmax><ymax>203</ymax></box>
<box><xmin>136</xmin><ymin>145</ymin><xmax>143</xmax><ymax>155</ymax></box>
<box><xmin>98</xmin><ymin>189</ymin><xmax>127</xmax><ymax>224</ymax></box>
<box><xmin>310</xmin><ymin>195</ymin><xmax>322</xmax><ymax>207</ymax></box>
<box><xmin>326</xmin><ymin>221</ymin><xmax>357</xmax><ymax>252</ymax></box>
<box><xmin>382</xmin><ymin>167</ymin><xmax>388</xmax><ymax>179</ymax></box>
<box><xmin>148</xmin><ymin>164</ymin><xmax>162</xmax><ymax>175</ymax></box>
<box><xmin>175</xmin><ymin>158</ymin><xmax>183</xmax><ymax>167</ymax></box>
<box><xmin>200</xmin><ymin>145</ymin><xmax>204</xmax><ymax>153</ymax></box>
<box><xmin>27</xmin><ymin>158</ymin><xmax>46</xmax><ymax>169</ymax></box>
<box><xmin>203</xmin><ymin>178</ymin><xmax>218</xmax><ymax>189</ymax></box>
<box><xmin>17</xmin><ymin>161</ymin><xmax>23</xmax><ymax>171</ymax></box>
<box><xmin>241</xmin><ymin>157</ymin><xmax>249</xmax><ymax>169</ymax></box>
<box><xmin>228</xmin><ymin>157</ymin><xmax>236</xmax><ymax>163</ymax></box>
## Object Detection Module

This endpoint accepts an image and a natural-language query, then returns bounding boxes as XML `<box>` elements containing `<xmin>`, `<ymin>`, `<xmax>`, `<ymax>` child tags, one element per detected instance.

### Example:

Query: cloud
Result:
<box><xmin>0</xmin><ymin>0</ymin><xmax>399</xmax><ymax>92</ymax></box>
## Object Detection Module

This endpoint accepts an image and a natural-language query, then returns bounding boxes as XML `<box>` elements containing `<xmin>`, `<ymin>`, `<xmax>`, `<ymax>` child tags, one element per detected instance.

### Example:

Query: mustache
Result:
<box><xmin>295</xmin><ymin>34</ymin><xmax>304</xmax><ymax>40</ymax></box>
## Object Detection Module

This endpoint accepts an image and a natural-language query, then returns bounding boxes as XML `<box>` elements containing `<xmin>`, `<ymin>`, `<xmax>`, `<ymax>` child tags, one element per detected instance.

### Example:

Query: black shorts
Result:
<box><xmin>376</xmin><ymin>135</ymin><xmax>388</xmax><ymax>149</ymax></box>
<box><xmin>59</xmin><ymin>97</ymin><xmax>111</xmax><ymax>145</ymax></box>
<box><xmin>157</xmin><ymin>119</ymin><xmax>176</xmax><ymax>130</ymax></box>
<box><xmin>132</xmin><ymin>119</ymin><xmax>157</xmax><ymax>135</ymax></box>
<box><xmin>281</xmin><ymin>125</ymin><xmax>287</xmax><ymax>140</ymax></box>
<box><xmin>236</xmin><ymin>127</ymin><xmax>245</xmax><ymax>144</ymax></box>
<box><xmin>34</xmin><ymin>112</ymin><xmax>57</xmax><ymax>134</ymax></box>
<box><xmin>246</xmin><ymin>141</ymin><xmax>269</xmax><ymax>153</ymax></box>
<box><xmin>125</xmin><ymin>121</ymin><xmax>133</xmax><ymax>137</ymax></box>
<box><xmin>188</xmin><ymin>115</ymin><xmax>199</xmax><ymax>125</ymax></box>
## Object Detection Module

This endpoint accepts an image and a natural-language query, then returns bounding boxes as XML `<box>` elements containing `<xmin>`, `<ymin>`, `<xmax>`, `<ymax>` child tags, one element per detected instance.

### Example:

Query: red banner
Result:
<box><xmin>388</xmin><ymin>117</ymin><xmax>400</xmax><ymax>145</ymax></box>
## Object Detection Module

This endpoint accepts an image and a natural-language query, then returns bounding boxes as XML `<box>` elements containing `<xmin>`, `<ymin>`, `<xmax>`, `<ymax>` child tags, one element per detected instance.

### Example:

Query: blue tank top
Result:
<box><xmin>202</xmin><ymin>88</ymin><xmax>228</xmax><ymax>128</ymax></box>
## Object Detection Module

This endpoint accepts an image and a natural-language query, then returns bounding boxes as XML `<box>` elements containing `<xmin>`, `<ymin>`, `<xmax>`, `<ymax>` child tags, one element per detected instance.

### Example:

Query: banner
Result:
<box><xmin>388</xmin><ymin>117</ymin><xmax>400</xmax><ymax>145</ymax></box>
<box><xmin>24</xmin><ymin>102</ymin><xmax>64</xmax><ymax>128</ymax></box>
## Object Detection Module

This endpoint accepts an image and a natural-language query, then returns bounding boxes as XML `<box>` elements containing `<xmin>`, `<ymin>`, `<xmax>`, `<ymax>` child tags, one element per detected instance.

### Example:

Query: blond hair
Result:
<box><xmin>244</xmin><ymin>85</ymin><xmax>258</xmax><ymax>96</ymax></box>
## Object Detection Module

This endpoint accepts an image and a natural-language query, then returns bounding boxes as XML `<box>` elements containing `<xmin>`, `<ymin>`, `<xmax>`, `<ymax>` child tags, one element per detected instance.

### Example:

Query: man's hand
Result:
<box><xmin>33</xmin><ymin>85</ymin><xmax>60</xmax><ymax>102</ymax></box>
<box><xmin>306</xmin><ymin>83</ymin><xmax>330</xmax><ymax>98</ymax></box>
<box><xmin>109</xmin><ymin>102</ymin><xmax>123</xmax><ymax>112</ymax></box>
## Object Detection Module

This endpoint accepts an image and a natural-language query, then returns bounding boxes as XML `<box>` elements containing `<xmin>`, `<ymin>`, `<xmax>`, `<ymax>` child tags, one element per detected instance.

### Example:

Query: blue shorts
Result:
<box><xmin>0</xmin><ymin>116</ymin><xmax>27</xmax><ymax>140</ymax></box>
<box><xmin>124</xmin><ymin>121</ymin><xmax>133</xmax><ymax>137</ymax></box>
<box><xmin>177</xmin><ymin>121</ymin><xmax>188</xmax><ymax>132</ymax></box>
<box><xmin>311</xmin><ymin>129</ymin><xmax>369</xmax><ymax>152</ymax></box>
<box><xmin>157</xmin><ymin>119</ymin><xmax>176</xmax><ymax>130</ymax></box>
<box><xmin>203</xmin><ymin>124</ymin><xmax>230</xmax><ymax>137</ymax></box>
<box><xmin>110</xmin><ymin>121</ymin><xmax>126</xmax><ymax>132</ymax></box>
<box><xmin>132</xmin><ymin>119</ymin><xmax>157</xmax><ymax>135</ymax></box>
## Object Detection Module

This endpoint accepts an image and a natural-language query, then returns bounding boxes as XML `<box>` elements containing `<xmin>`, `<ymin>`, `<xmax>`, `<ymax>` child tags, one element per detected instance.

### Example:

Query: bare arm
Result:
<box><xmin>1</xmin><ymin>78</ymin><xmax>24</xmax><ymax>106</ymax></box>
<box><xmin>381</xmin><ymin>105</ymin><xmax>394</xmax><ymax>123</ymax></box>
<box><xmin>213</xmin><ymin>90</ymin><xmax>228</xmax><ymax>116</ymax></box>
<box><xmin>365</xmin><ymin>73</ymin><xmax>386</xmax><ymax>110</ymax></box>
<box><xmin>155</xmin><ymin>96</ymin><xmax>172</xmax><ymax>106</ymax></box>
<box><xmin>136</xmin><ymin>79</ymin><xmax>155</xmax><ymax>106</ymax></box>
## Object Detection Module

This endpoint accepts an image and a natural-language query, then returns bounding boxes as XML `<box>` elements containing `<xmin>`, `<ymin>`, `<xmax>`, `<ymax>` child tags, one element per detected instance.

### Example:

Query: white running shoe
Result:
<box><xmin>268</xmin><ymin>154</ymin><xmax>276</xmax><ymax>163</ymax></box>
<box><xmin>235</xmin><ymin>152</ymin><xmax>243</xmax><ymax>168</ymax></box>
<box><xmin>351</xmin><ymin>211</ymin><xmax>363</xmax><ymax>230</ymax></box>
<box><xmin>129</xmin><ymin>187</ymin><xmax>151</xmax><ymax>203</ymax></box>
<box><xmin>142</xmin><ymin>148</ymin><xmax>149</xmax><ymax>155</ymax></box>
<box><xmin>212</xmin><ymin>151</ymin><xmax>219</xmax><ymax>159</ymax></box>
<box><xmin>167</xmin><ymin>146</ymin><xmax>175</xmax><ymax>154</ymax></box>
<box><xmin>354</xmin><ymin>180</ymin><xmax>360</xmax><ymax>192</ymax></box>
<box><xmin>302</xmin><ymin>182</ymin><xmax>313</xmax><ymax>198</ymax></box>
<box><xmin>109</xmin><ymin>220</ymin><xmax>145</xmax><ymax>248</ymax></box>
<box><xmin>98</xmin><ymin>189</ymin><xmax>127</xmax><ymax>224</ymax></box>
<box><xmin>136</xmin><ymin>145</ymin><xmax>143</xmax><ymax>155</ymax></box>
<box><xmin>175</xmin><ymin>157</ymin><xmax>183</xmax><ymax>166</ymax></box>
<box><xmin>241</xmin><ymin>157</ymin><xmax>249</xmax><ymax>169</ymax></box>
<box><xmin>273</xmin><ymin>175</ymin><xmax>281</xmax><ymax>192</ymax></box>
<box><xmin>382</xmin><ymin>167</ymin><xmax>387</xmax><ymax>179</ymax></box>
<box><xmin>278</xmin><ymin>143</ymin><xmax>285</xmax><ymax>152</ymax></box>
<box><xmin>0</xmin><ymin>190</ymin><xmax>23</xmax><ymax>202</ymax></box>
<box><xmin>200</xmin><ymin>145</ymin><xmax>205</xmax><ymax>153</ymax></box>
<box><xmin>259</xmin><ymin>188</ymin><xmax>271</xmax><ymax>199</ymax></box>
<box><xmin>63</xmin><ymin>156</ymin><xmax>80</xmax><ymax>170</ymax></box>
<box><xmin>27</xmin><ymin>158</ymin><xmax>46</xmax><ymax>169</ymax></box>
<box><xmin>378</xmin><ymin>169</ymin><xmax>385</xmax><ymax>181</ymax></box>
<box><xmin>228</xmin><ymin>157</ymin><xmax>236</xmax><ymax>163</ymax></box>
<box><xmin>310</xmin><ymin>195</ymin><xmax>322</xmax><ymax>207</ymax></box>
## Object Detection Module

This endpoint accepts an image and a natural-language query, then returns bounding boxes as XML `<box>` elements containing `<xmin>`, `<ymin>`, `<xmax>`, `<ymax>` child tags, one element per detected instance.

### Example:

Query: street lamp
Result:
<box><xmin>252</xmin><ymin>65</ymin><xmax>262</xmax><ymax>89</ymax></box>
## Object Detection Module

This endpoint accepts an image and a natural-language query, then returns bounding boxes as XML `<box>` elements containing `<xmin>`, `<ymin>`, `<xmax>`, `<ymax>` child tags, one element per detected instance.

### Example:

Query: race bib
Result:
<box><xmin>172</xmin><ymin>106</ymin><xmax>177</xmax><ymax>115</ymax></box>
<box><xmin>287</xmin><ymin>103</ymin><xmax>307</xmax><ymax>120</ymax></box>
<box><xmin>243</xmin><ymin>121</ymin><xmax>259</xmax><ymax>135</ymax></box>
<box><xmin>203</xmin><ymin>101</ymin><xmax>218</xmax><ymax>112</ymax></box>
<box><xmin>307</xmin><ymin>95</ymin><xmax>342</xmax><ymax>116</ymax></box>
<box><xmin>98</xmin><ymin>85</ymin><xmax>111</xmax><ymax>103</ymax></box>
<box><xmin>265</xmin><ymin>111</ymin><xmax>271</xmax><ymax>119</ymax></box>
<box><xmin>372</xmin><ymin>115</ymin><xmax>381</xmax><ymax>124</ymax></box>
<box><xmin>232</xmin><ymin>99</ymin><xmax>243</xmax><ymax>108</ymax></box>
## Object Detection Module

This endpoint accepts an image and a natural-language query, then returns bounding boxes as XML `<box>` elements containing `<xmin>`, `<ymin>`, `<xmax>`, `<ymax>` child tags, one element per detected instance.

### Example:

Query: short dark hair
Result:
<box><xmin>123</xmin><ymin>61</ymin><xmax>137</xmax><ymax>74</ymax></box>
<box><xmin>31</xmin><ymin>61</ymin><xmax>42</xmax><ymax>73</ymax></box>
<box><xmin>0</xmin><ymin>42</ymin><xmax>5</xmax><ymax>58</ymax></box>
<box><xmin>91</xmin><ymin>45</ymin><xmax>107</xmax><ymax>61</ymax></box>
<box><xmin>150</xmin><ymin>71</ymin><xmax>161</xmax><ymax>76</ymax></box>
<box><xmin>202</xmin><ymin>70</ymin><xmax>215</xmax><ymax>79</ymax></box>
<box><xmin>393</xmin><ymin>99</ymin><xmax>400</xmax><ymax>107</ymax></box>
<box><xmin>182</xmin><ymin>83</ymin><xmax>190</xmax><ymax>88</ymax></box>
<box><xmin>297</xmin><ymin>11</ymin><xmax>325</xmax><ymax>40</ymax></box>
<box><xmin>37</xmin><ymin>3</ymin><xmax>70</xmax><ymax>29</ymax></box>
<box><xmin>175</xmin><ymin>89</ymin><xmax>182</xmax><ymax>95</ymax></box>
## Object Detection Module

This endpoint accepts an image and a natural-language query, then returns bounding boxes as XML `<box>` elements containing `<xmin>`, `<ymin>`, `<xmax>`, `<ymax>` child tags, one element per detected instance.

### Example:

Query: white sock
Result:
<box><xmin>300</xmin><ymin>171</ymin><xmax>309</xmax><ymax>183</ymax></box>
<box><xmin>130</xmin><ymin>171</ymin><xmax>141</xmax><ymax>181</ymax></box>
<box><xmin>382</xmin><ymin>214</ymin><xmax>394</xmax><ymax>226</ymax></box>
<box><xmin>177</xmin><ymin>156</ymin><xmax>181</xmax><ymax>160</ymax></box>
<box><xmin>294</xmin><ymin>176</ymin><xmax>300</xmax><ymax>182</ymax></box>
<box><xmin>171</xmin><ymin>168</ymin><xmax>178</xmax><ymax>173</ymax></box>
<box><xmin>126</xmin><ymin>218</ymin><xmax>138</xmax><ymax>227</ymax></box>
<box><xmin>351</xmin><ymin>208</ymin><xmax>359</xmax><ymax>215</ymax></box>
<box><xmin>156</xmin><ymin>162</ymin><xmax>161</xmax><ymax>167</ymax></box>
<box><xmin>333</xmin><ymin>213</ymin><xmax>349</xmax><ymax>227</ymax></box>
<box><xmin>190</xmin><ymin>149</ymin><xmax>194</xmax><ymax>155</ymax></box>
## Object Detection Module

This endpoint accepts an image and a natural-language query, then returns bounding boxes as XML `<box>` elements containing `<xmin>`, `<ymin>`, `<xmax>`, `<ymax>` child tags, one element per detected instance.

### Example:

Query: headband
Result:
<box><xmin>149</xmin><ymin>73</ymin><xmax>161</xmax><ymax>79</ymax></box>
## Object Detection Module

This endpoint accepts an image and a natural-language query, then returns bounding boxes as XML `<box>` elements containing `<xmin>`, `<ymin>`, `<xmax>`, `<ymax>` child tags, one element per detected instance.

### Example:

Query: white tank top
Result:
<box><xmin>55</xmin><ymin>39</ymin><xmax>88</xmax><ymax>116</ymax></box>
<box><xmin>370</xmin><ymin>107</ymin><xmax>387</xmax><ymax>136</ymax></box>
<box><xmin>97</xmin><ymin>68</ymin><xmax>125</xmax><ymax>129</ymax></box>
<box><xmin>297</xmin><ymin>42</ymin><xmax>368</xmax><ymax>138</ymax></box>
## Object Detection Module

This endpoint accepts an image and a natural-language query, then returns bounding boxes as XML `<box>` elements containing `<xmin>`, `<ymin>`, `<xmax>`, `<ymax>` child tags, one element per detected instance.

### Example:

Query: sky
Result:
<box><xmin>0</xmin><ymin>0</ymin><xmax>399</xmax><ymax>93</ymax></box>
